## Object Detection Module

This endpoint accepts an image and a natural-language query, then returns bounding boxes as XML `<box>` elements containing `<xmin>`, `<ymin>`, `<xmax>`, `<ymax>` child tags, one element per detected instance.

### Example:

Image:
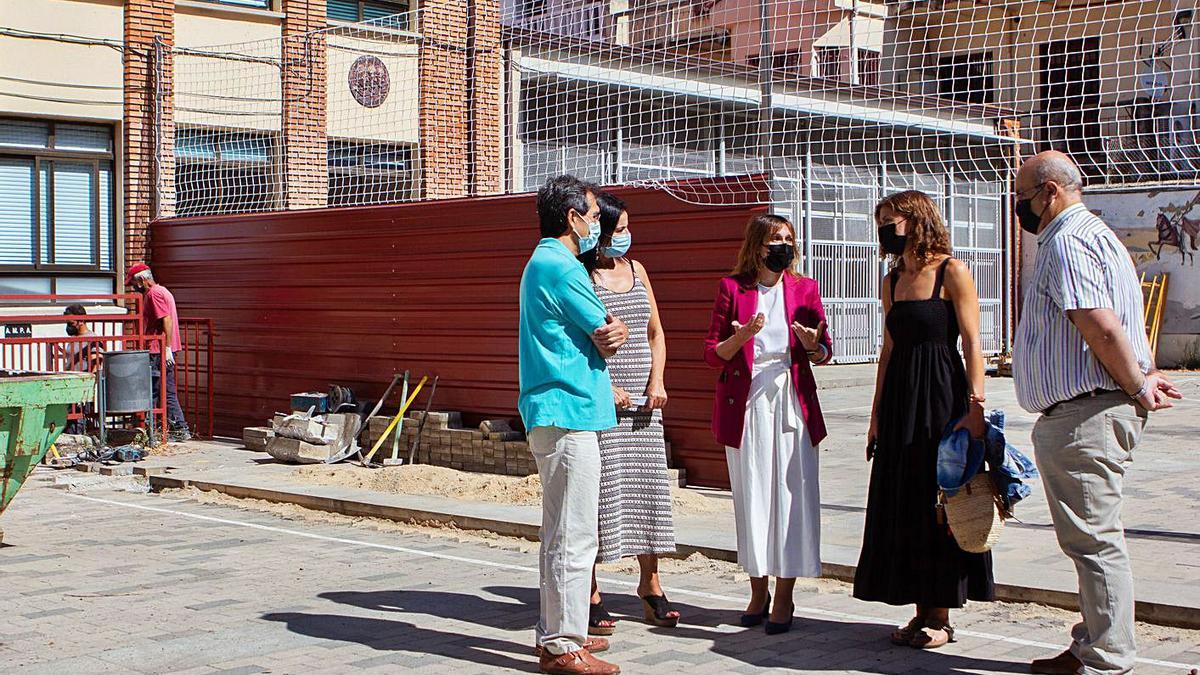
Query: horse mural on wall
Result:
<box><xmin>1149</xmin><ymin>193</ymin><xmax>1200</xmax><ymax>265</ymax></box>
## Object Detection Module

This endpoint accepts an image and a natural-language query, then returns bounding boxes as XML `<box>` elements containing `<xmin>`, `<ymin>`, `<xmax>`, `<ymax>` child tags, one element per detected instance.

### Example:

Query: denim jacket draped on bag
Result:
<box><xmin>937</xmin><ymin>409</ymin><xmax>1039</xmax><ymax>515</ymax></box>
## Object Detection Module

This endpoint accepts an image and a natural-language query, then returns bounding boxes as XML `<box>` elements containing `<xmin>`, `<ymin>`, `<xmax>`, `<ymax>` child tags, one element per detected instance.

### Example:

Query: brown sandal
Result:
<box><xmin>890</xmin><ymin>616</ymin><xmax>925</xmax><ymax>646</ymax></box>
<box><xmin>910</xmin><ymin>620</ymin><xmax>955</xmax><ymax>649</ymax></box>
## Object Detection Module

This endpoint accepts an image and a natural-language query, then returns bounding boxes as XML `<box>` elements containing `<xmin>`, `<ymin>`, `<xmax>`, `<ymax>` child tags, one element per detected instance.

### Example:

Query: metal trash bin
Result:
<box><xmin>102</xmin><ymin>350</ymin><xmax>152</xmax><ymax>414</ymax></box>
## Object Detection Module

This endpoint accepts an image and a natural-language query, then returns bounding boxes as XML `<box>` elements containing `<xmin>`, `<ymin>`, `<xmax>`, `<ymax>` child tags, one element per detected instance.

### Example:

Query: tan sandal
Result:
<box><xmin>910</xmin><ymin>620</ymin><xmax>955</xmax><ymax>649</ymax></box>
<box><xmin>890</xmin><ymin>616</ymin><xmax>925</xmax><ymax>646</ymax></box>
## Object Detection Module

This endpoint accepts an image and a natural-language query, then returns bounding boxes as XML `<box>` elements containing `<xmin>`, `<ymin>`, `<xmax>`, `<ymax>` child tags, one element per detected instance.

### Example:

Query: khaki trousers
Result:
<box><xmin>1032</xmin><ymin>392</ymin><xmax>1146</xmax><ymax>675</ymax></box>
<box><xmin>528</xmin><ymin>426</ymin><xmax>601</xmax><ymax>656</ymax></box>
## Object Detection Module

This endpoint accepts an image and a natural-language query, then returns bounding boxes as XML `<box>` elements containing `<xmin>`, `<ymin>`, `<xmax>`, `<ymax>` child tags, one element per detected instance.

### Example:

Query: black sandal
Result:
<box><xmin>640</xmin><ymin>594</ymin><xmax>680</xmax><ymax>627</ymax></box>
<box><xmin>588</xmin><ymin>601</ymin><xmax>617</xmax><ymax>636</ymax></box>
<box><xmin>910</xmin><ymin>620</ymin><xmax>955</xmax><ymax>649</ymax></box>
<box><xmin>890</xmin><ymin>616</ymin><xmax>925</xmax><ymax>646</ymax></box>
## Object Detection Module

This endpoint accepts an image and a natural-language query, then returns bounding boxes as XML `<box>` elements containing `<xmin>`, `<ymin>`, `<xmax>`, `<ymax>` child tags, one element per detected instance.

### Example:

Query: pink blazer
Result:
<box><xmin>703</xmin><ymin>273</ymin><xmax>833</xmax><ymax>449</ymax></box>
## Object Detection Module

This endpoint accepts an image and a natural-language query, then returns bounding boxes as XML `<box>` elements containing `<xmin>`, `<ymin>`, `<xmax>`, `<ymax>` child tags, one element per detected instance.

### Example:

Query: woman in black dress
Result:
<box><xmin>853</xmin><ymin>190</ymin><xmax>994</xmax><ymax>649</ymax></box>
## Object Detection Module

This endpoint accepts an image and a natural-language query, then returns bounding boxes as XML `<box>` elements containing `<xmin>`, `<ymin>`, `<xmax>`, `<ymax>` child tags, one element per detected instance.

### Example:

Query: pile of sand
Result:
<box><xmin>288</xmin><ymin>463</ymin><xmax>731</xmax><ymax>516</ymax></box>
<box><xmin>291</xmin><ymin>464</ymin><xmax>544</xmax><ymax>505</ymax></box>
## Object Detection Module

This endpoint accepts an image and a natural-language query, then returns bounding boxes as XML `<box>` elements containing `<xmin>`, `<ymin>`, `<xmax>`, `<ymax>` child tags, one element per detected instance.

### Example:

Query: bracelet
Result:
<box><xmin>1130</xmin><ymin>377</ymin><xmax>1150</xmax><ymax>401</ymax></box>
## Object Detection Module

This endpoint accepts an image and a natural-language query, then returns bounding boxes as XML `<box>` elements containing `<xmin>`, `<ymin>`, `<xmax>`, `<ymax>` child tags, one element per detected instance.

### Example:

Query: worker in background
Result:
<box><xmin>59</xmin><ymin>304</ymin><xmax>103</xmax><ymax>373</ymax></box>
<box><xmin>126</xmin><ymin>263</ymin><xmax>190</xmax><ymax>442</ymax></box>
<box><xmin>59</xmin><ymin>304</ymin><xmax>103</xmax><ymax>435</ymax></box>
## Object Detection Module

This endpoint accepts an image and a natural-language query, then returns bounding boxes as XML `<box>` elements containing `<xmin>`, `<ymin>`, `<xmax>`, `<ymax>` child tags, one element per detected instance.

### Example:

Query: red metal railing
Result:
<box><xmin>0</xmin><ymin>293</ymin><xmax>214</xmax><ymax>441</ymax></box>
<box><xmin>178</xmin><ymin>318</ymin><xmax>214</xmax><ymax>439</ymax></box>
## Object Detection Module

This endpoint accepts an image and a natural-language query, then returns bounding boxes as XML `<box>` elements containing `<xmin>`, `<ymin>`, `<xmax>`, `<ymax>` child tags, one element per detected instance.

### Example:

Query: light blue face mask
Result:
<box><xmin>603</xmin><ymin>233</ymin><xmax>631</xmax><ymax>258</ymax></box>
<box><xmin>576</xmin><ymin>214</ymin><xmax>601</xmax><ymax>254</ymax></box>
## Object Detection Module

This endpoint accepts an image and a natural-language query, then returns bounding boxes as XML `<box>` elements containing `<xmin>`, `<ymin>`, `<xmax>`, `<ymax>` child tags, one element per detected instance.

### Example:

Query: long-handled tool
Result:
<box><xmin>359</xmin><ymin>376</ymin><xmax>427</xmax><ymax>467</ymax></box>
<box><xmin>407</xmin><ymin>375</ymin><xmax>439</xmax><ymax>465</ymax></box>
<box><xmin>386</xmin><ymin>374</ymin><xmax>412</xmax><ymax>466</ymax></box>
<box><xmin>327</xmin><ymin>372</ymin><xmax>405</xmax><ymax>465</ymax></box>
<box><xmin>362</xmin><ymin>372</ymin><xmax>407</xmax><ymax>431</ymax></box>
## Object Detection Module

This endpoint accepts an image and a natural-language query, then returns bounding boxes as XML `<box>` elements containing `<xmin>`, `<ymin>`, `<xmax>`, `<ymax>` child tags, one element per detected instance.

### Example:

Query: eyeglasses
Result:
<box><xmin>1015</xmin><ymin>182</ymin><xmax>1047</xmax><ymax>201</ymax></box>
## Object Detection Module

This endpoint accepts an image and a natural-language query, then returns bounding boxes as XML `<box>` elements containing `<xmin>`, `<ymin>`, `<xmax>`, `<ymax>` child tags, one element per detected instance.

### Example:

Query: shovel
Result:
<box><xmin>360</xmin><ymin>376</ymin><xmax>427</xmax><ymax>468</ymax></box>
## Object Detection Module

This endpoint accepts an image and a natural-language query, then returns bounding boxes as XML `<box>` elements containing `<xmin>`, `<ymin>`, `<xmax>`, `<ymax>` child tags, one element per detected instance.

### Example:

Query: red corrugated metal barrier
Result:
<box><xmin>150</xmin><ymin>180</ymin><xmax>771</xmax><ymax>488</ymax></box>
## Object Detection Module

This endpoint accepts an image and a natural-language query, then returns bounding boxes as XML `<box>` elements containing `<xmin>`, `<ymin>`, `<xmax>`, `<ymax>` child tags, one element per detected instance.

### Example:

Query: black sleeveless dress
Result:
<box><xmin>852</xmin><ymin>258</ymin><xmax>995</xmax><ymax>608</ymax></box>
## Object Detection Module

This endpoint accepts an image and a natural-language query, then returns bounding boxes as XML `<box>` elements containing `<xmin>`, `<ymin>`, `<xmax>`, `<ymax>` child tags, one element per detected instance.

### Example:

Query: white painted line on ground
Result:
<box><xmin>66</xmin><ymin>492</ymin><xmax>1197</xmax><ymax>671</ymax></box>
<box><xmin>820</xmin><ymin>405</ymin><xmax>875</xmax><ymax>413</ymax></box>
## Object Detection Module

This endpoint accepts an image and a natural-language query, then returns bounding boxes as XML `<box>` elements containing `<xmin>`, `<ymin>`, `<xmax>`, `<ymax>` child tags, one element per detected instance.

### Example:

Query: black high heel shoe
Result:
<box><xmin>739</xmin><ymin>592</ymin><xmax>771</xmax><ymax>627</ymax></box>
<box><xmin>765</xmin><ymin>603</ymin><xmax>795</xmax><ymax>635</ymax></box>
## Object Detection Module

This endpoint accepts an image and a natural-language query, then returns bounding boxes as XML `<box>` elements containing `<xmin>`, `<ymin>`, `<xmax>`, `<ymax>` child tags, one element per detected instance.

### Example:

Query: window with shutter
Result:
<box><xmin>52</xmin><ymin>162</ymin><xmax>97</xmax><ymax>266</ymax></box>
<box><xmin>329</xmin><ymin>0</ymin><xmax>410</xmax><ymax>28</ymax></box>
<box><xmin>0</xmin><ymin>158</ymin><xmax>35</xmax><ymax>265</ymax></box>
<box><xmin>0</xmin><ymin>119</ymin><xmax>114</xmax><ymax>278</ymax></box>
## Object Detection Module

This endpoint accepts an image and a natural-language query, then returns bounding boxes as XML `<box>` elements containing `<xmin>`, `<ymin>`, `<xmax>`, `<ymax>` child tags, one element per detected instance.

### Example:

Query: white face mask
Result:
<box><xmin>575</xmin><ymin>212</ymin><xmax>601</xmax><ymax>253</ymax></box>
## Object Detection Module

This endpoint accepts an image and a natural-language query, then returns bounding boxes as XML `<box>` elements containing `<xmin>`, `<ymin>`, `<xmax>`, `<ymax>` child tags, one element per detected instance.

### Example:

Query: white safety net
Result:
<box><xmin>160</xmin><ymin>2</ymin><xmax>1200</xmax><ymax>217</ymax></box>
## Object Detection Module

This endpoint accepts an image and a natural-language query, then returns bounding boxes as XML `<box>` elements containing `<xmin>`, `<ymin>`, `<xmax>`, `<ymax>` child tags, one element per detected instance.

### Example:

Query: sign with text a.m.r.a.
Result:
<box><xmin>3</xmin><ymin>324</ymin><xmax>33</xmax><ymax>339</ymax></box>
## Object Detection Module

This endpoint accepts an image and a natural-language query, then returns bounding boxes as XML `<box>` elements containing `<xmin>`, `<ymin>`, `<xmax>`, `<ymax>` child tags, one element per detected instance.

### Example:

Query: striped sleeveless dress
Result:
<box><xmin>593</xmin><ymin>261</ymin><xmax>676</xmax><ymax>563</ymax></box>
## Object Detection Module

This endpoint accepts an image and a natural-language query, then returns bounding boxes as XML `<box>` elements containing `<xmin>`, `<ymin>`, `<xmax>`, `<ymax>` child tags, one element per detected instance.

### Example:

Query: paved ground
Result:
<box><xmin>130</xmin><ymin>369</ymin><xmax>1200</xmax><ymax>616</ymax></box>
<box><xmin>2</xmin><ymin>471</ymin><xmax>1198</xmax><ymax>674</ymax></box>
<box><xmin>809</xmin><ymin>369</ymin><xmax>1200</xmax><ymax>608</ymax></box>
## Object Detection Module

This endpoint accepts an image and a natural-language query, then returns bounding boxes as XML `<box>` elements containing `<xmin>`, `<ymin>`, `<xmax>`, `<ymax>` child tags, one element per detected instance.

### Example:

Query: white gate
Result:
<box><xmin>775</xmin><ymin>164</ymin><xmax>1009</xmax><ymax>364</ymax></box>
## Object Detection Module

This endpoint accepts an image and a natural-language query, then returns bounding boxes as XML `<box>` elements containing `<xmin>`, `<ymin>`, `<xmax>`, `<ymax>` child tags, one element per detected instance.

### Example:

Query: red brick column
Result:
<box><xmin>472</xmin><ymin>0</ymin><xmax>503</xmax><ymax>195</ymax></box>
<box><xmin>282</xmin><ymin>0</ymin><xmax>329</xmax><ymax>209</ymax></box>
<box><xmin>419</xmin><ymin>0</ymin><xmax>502</xmax><ymax>198</ymax></box>
<box><xmin>124</xmin><ymin>0</ymin><xmax>175</xmax><ymax>266</ymax></box>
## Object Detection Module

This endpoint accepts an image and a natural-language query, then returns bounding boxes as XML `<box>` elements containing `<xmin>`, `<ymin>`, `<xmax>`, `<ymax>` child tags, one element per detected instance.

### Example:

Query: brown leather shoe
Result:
<box><xmin>539</xmin><ymin>648</ymin><xmax>621</xmax><ymax>674</ymax></box>
<box><xmin>1031</xmin><ymin>649</ymin><xmax>1083</xmax><ymax>675</ymax></box>
<box><xmin>534</xmin><ymin>637</ymin><xmax>609</xmax><ymax>657</ymax></box>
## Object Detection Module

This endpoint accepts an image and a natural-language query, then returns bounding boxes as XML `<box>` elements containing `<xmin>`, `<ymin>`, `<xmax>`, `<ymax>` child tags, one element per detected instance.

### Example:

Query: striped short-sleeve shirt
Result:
<box><xmin>1013</xmin><ymin>202</ymin><xmax>1152</xmax><ymax>413</ymax></box>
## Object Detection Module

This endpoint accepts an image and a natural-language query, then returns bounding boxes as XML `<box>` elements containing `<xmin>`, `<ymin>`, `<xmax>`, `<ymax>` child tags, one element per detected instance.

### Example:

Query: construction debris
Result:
<box><xmin>243</xmin><ymin>426</ymin><xmax>274</xmax><ymax>452</ymax></box>
<box><xmin>266</xmin><ymin>412</ymin><xmax>360</xmax><ymax>464</ymax></box>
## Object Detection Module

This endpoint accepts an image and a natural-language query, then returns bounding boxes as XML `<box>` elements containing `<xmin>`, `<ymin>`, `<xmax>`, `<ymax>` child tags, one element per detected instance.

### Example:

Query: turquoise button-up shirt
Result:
<box><xmin>518</xmin><ymin>238</ymin><xmax>616</xmax><ymax>432</ymax></box>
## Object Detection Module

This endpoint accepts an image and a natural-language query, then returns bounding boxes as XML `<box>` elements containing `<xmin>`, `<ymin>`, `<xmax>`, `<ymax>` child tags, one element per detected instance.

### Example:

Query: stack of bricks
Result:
<box><xmin>363</xmin><ymin>411</ymin><xmax>535</xmax><ymax>476</ymax></box>
<box><xmin>124</xmin><ymin>0</ymin><xmax>176</xmax><ymax>264</ymax></box>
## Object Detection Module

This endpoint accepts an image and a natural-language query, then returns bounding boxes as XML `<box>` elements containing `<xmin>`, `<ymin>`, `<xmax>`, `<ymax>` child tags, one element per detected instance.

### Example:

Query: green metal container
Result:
<box><xmin>1</xmin><ymin>372</ymin><xmax>97</xmax><ymax>518</ymax></box>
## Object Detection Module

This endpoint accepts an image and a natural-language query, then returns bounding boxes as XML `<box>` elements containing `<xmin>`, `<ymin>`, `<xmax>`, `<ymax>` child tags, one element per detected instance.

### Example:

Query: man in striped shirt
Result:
<box><xmin>1013</xmin><ymin>151</ymin><xmax>1182</xmax><ymax>675</ymax></box>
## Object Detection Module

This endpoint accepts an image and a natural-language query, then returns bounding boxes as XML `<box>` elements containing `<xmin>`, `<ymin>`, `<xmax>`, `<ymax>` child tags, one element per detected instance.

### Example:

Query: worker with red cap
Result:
<box><xmin>126</xmin><ymin>263</ymin><xmax>190</xmax><ymax>442</ymax></box>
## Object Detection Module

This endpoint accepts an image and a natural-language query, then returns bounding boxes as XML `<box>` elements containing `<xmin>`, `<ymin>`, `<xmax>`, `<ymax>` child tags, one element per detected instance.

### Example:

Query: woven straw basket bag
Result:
<box><xmin>941</xmin><ymin>471</ymin><xmax>1005</xmax><ymax>553</ymax></box>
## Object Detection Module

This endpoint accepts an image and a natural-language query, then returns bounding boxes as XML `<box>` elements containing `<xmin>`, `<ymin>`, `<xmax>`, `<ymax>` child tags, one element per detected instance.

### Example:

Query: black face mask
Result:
<box><xmin>1015</xmin><ymin>199</ymin><xmax>1043</xmax><ymax>235</ymax></box>
<box><xmin>763</xmin><ymin>243</ymin><xmax>794</xmax><ymax>273</ymax></box>
<box><xmin>65</xmin><ymin>324</ymin><xmax>80</xmax><ymax>337</ymax></box>
<box><xmin>878</xmin><ymin>223</ymin><xmax>908</xmax><ymax>256</ymax></box>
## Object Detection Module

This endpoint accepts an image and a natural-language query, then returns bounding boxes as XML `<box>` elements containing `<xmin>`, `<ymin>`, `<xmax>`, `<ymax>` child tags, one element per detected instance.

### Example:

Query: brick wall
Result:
<box><xmin>419</xmin><ymin>0</ymin><xmax>502</xmax><ymax>198</ymax></box>
<box><xmin>124</xmin><ymin>0</ymin><xmax>175</xmax><ymax>267</ymax></box>
<box><xmin>282</xmin><ymin>0</ymin><xmax>329</xmax><ymax>209</ymax></box>
<box><xmin>471</xmin><ymin>0</ymin><xmax>503</xmax><ymax>195</ymax></box>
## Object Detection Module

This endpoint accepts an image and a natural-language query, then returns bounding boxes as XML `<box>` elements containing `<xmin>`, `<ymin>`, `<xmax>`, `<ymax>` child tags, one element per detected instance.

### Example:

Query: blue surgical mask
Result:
<box><xmin>603</xmin><ymin>233</ymin><xmax>631</xmax><ymax>258</ymax></box>
<box><xmin>576</xmin><ymin>214</ymin><xmax>601</xmax><ymax>254</ymax></box>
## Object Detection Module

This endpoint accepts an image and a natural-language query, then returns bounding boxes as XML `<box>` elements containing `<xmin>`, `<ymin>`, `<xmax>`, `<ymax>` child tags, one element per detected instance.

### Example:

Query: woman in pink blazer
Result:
<box><xmin>703</xmin><ymin>213</ymin><xmax>833</xmax><ymax>635</ymax></box>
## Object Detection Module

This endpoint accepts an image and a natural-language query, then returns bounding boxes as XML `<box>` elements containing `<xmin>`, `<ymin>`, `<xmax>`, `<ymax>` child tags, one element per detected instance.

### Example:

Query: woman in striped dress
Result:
<box><xmin>580</xmin><ymin>191</ymin><xmax>680</xmax><ymax>633</ymax></box>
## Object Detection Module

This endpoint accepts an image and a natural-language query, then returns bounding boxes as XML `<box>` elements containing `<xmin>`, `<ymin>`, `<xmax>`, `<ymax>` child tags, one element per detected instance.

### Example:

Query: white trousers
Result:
<box><xmin>725</xmin><ymin>359</ymin><xmax>822</xmax><ymax>579</ymax></box>
<box><xmin>528</xmin><ymin>426</ymin><xmax>601</xmax><ymax>655</ymax></box>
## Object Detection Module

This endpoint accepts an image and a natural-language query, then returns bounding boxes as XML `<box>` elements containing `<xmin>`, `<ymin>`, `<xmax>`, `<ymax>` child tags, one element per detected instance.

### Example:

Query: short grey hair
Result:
<box><xmin>1030</xmin><ymin>153</ymin><xmax>1083</xmax><ymax>193</ymax></box>
<box><xmin>135</xmin><ymin>269</ymin><xmax>154</xmax><ymax>282</ymax></box>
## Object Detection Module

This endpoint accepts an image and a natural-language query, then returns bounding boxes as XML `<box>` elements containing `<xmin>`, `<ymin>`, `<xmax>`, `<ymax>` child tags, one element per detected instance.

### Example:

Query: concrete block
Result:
<box><xmin>243</xmin><ymin>426</ymin><xmax>274</xmax><ymax>452</ymax></box>
<box><xmin>99</xmin><ymin>465</ymin><xmax>134</xmax><ymax>476</ymax></box>
<box><xmin>266</xmin><ymin>436</ymin><xmax>337</xmax><ymax>464</ymax></box>
<box><xmin>75</xmin><ymin>462</ymin><xmax>98</xmax><ymax>473</ymax></box>
<box><xmin>133</xmin><ymin>466</ymin><xmax>169</xmax><ymax>477</ymax></box>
